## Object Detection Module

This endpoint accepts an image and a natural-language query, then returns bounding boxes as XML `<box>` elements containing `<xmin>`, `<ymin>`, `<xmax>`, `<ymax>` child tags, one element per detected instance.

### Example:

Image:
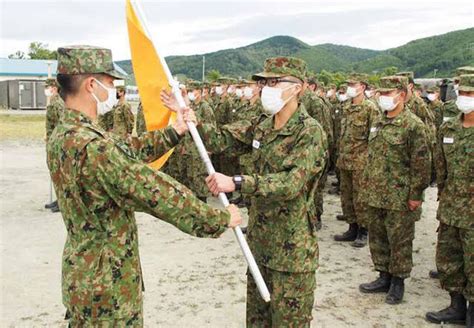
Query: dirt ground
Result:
<box><xmin>0</xmin><ymin>114</ymin><xmax>458</xmax><ymax>327</ymax></box>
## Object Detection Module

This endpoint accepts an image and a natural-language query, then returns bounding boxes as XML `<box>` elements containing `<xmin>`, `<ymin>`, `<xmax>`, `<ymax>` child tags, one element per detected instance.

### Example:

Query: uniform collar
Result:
<box><xmin>381</xmin><ymin>107</ymin><xmax>409</xmax><ymax>126</ymax></box>
<box><xmin>259</xmin><ymin>103</ymin><xmax>308</xmax><ymax>137</ymax></box>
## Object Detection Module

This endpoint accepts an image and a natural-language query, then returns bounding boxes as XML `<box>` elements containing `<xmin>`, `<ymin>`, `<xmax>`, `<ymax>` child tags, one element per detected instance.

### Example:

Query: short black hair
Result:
<box><xmin>56</xmin><ymin>73</ymin><xmax>104</xmax><ymax>100</ymax></box>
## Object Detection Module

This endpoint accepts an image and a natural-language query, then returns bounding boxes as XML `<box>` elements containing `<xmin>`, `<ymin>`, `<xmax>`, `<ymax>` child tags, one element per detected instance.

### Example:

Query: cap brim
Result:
<box><xmin>377</xmin><ymin>88</ymin><xmax>398</xmax><ymax>92</ymax></box>
<box><xmin>251</xmin><ymin>72</ymin><xmax>286</xmax><ymax>81</ymax></box>
<box><xmin>106</xmin><ymin>69</ymin><xmax>127</xmax><ymax>80</ymax></box>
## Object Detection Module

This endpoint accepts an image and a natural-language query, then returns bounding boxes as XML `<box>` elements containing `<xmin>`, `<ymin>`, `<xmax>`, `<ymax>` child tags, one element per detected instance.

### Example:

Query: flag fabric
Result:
<box><xmin>126</xmin><ymin>0</ymin><xmax>176</xmax><ymax>169</ymax></box>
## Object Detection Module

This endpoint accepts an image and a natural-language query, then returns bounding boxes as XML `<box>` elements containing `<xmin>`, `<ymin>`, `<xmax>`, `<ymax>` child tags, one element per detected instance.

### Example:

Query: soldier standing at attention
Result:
<box><xmin>358</xmin><ymin>76</ymin><xmax>431</xmax><ymax>305</ymax></box>
<box><xmin>334</xmin><ymin>73</ymin><xmax>380</xmax><ymax>247</ymax></box>
<box><xmin>135</xmin><ymin>101</ymin><xmax>147</xmax><ymax>135</ymax></box>
<box><xmin>112</xmin><ymin>82</ymin><xmax>135</xmax><ymax>137</ymax></box>
<box><xmin>44</xmin><ymin>77</ymin><xmax>65</xmax><ymax>213</ymax></box>
<box><xmin>162</xmin><ymin>57</ymin><xmax>327</xmax><ymax>327</ymax></box>
<box><xmin>425</xmin><ymin>74</ymin><xmax>474</xmax><ymax>326</ymax></box>
<box><xmin>48</xmin><ymin>45</ymin><xmax>242</xmax><ymax>327</ymax></box>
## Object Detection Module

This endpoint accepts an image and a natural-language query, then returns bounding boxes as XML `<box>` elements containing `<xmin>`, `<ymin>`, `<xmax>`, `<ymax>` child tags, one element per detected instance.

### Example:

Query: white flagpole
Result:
<box><xmin>131</xmin><ymin>0</ymin><xmax>271</xmax><ymax>303</ymax></box>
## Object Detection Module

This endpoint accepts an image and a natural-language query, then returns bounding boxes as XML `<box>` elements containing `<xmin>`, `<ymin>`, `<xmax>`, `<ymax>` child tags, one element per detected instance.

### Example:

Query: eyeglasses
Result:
<box><xmin>257</xmin><ymin>78</ymin><xmax>301</xmax><ymax>87</ymax></box>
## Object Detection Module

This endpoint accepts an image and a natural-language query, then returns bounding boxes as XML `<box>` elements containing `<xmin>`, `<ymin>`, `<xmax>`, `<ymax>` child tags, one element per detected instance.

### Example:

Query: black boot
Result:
<box><xmin>50</xmin><ymin>203</ymin><xmax>60</xmax><ymax>213</ymax></box>
<box><xmin>45</xmin><ymin>200</ymin><xmax>58</xmax><ymax>209</ymax></box>
<box><xmin>426</xmin><ymin>292</ymin><xmax>466</xmax><ymax>324</ymax></box>
<box><xmin>336</xmin><ymin>214</ymin><xmax>346</xmax><ymax>221</ymax></box>
<box><xmin>334</xmin><ymin>223</ymin><xmax>358</xmax><ymax>241</ymax></box>
<box><xmin>429</xmin><ymin>270</ymin><xmax>440</xmax><ymax>279</ymax></box>
<box><xmin>467</xmin><ymin>302</ymin><xmax>473</xmax><ymax>327</ymax></box>
<box><xmin>359</xmin><ymin>271</ymin><xmax>391</xmax><ymax>293</ymax></box>
<box><xmin>315</xmin><ymin>216</ymin><xmax>322</xmax><ymax>231</ymax></box>
<box><xmin>352</xmin><ymin>227</ymin><xmax>368</xmax><ymax>248</ymax></box>
<box><xmin>385</xmin><ymin>276</ymin><xmax>404</xmax><ymax>304</ymax></box>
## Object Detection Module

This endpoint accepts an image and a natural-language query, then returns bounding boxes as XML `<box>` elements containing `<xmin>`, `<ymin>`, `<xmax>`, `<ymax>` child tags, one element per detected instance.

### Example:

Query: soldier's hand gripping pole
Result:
<box><xmin>132</xmin><ymin>0</ymin><xmax>271</xmax><ymax>302</ymax></box>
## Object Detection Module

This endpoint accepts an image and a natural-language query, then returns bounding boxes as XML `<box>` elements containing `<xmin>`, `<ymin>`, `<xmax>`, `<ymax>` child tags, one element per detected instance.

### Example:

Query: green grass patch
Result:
<box><xmin>0</xmin><ymin>114</ymin><xmax>46</xmax><ymax>140</ymax></box>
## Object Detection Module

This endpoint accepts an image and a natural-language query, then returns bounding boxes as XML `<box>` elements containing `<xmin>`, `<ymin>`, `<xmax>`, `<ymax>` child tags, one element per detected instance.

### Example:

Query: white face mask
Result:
<box><xmin>456</xmin><ymin>95</ymin><xmax>474</xmax><ymax>114</ymax></box>
<box><xmin>346</xmin><ymin>86</ymin><xmax>359</xmax><ymax>98</ymax></box>
<box><xmin>215</xmin><ymin>86</ymin><xmax>224</xmax><ymax>95</ymax></box>
<box><xmin>427</xmin><ymin>93</ymin><xmax>437</xmax><ymax>102</ymax></box>
<box><xmin>92</xmin><ymin>78</ymin><xmax>118</xmax><ymax>115</ymax></box>
<box><xmin>337</xmin><ymin>93</ymin><xmax>348</xmax><ymax>102</ymax></box>
<box><xmin>187</xmin><ymin>92</ymin><xmax>196</xmax><ymax>102</ymax></box>
<box><xmin>44</xmin><ymin>88</ymin><xmax>53</xmax><ymax>97</ymax></box>
<box><xmin>235</xmin><ymin>89</ymin><xmax>243</xmax><ymax>98</ymax></box>
<box><xmin>227</xmin><ymin>87</ymin><xmax>235</xmax><ymax>94</ymax></box>
<box><xmin>364</xmin><ymin>90</ymin><xmax>373</xmax><ymax>98</ymax></box>
<box><xmin>326</xmin><ymin>90</ymin><xmax>335</xmax><ymax>98</ymax></box>
<box><xmin>261</xmin><ymin>85</ymin><xmax>297</xmax><ymax>116</ymax></box>
<box><xmin>378</xmin><ymin>94</ymin><xmax>399</xmax><ymax>112</ymax></box>
<box><xmin>243</xmin><ymin>86</ymin><xmax>254</xmax><ymax>99</ymax></box>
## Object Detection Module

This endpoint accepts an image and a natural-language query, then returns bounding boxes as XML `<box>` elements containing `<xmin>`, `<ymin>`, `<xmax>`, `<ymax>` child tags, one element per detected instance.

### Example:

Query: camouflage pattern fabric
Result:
<box><xmin>246</xmin><ymin>267</ymin><xmax>316</xmax><ymax>327</ymax></box>
<box><xmin>367</xmin><ymin>206</ymin><xmax>418</xmax><ymax>278</ymax></box>
<box><xmin>428</xmin><ymin>99</ymin><xmax>444</xmax><ymax>130</ymax></box>
<box><xmin>98</xmin><ymin>110</ymin><xmax>114</xmax><ymax>132</ymax></box>
<box><xmin>112</xmin><ymin>101</ymin><xmax>134</xmax><ymax>137</ymax></box>
<box><xmin>435</xmin><ymin>114</ymin><xmax>474</xmax><ymax>230</ymax></box>
<box><xmin>57</xmin><ymin>46</ymin><xmax>125</xmax><ymax>79</ymax></box>
<box><xmin>45</xmin><ymin>94</ymin><xmax>65</xmax><ymax>140</ymax></box>
<box><xmin>135</xmin><ymin>102</ymin><xmax>147</xmax><ymax>135</ymax></box>
<box><xmin>339</xmin><ymin>169</ymin><xmax>366</xmax><ymax>226</ymax></box>
<box><xmin>46</xmin><ymin>108</ymin><xmax>230</xmax><ymax>326</ymax></box>
<box><xmin>252</xmin><ymin>57</ymin><xmax>307</xmax><ymax>82</ymax></box>
<box><xmin>336</xmin><ymin>99</ymin><xmax>380</xmax><ymax>171</ymax></box>
<box><xmin>359</xmin><ymin>109</ymin><xmax>431</xmax><ymax>211</ymax></box>
<box><xmin>199</xmin><ymin>103</ymin><xmax>327</xmax><ymax>272</ymax></box>
<box><xmin>442</xmin><ymin>100</ymin><xmax>460</xmax><ymax>121</ymax></box>
<box><xmin>436</xmin><ymin>223</ymin><xmax>474</xmax><ymax>302</ymax></box>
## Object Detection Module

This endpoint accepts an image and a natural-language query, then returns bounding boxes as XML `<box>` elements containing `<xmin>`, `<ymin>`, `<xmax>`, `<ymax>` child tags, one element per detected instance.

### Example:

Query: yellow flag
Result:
<box><xmin>126</xmin><ymin>0</ymin><xmax>175</xmax><ymax>170</ymax></box>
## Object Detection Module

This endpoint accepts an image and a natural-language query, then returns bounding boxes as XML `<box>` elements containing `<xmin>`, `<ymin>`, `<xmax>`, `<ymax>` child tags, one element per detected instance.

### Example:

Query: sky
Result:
<box><xmin>0</xmin><ymin>0</ymin><xmax>473</xmax><ymax>61</ymax></box>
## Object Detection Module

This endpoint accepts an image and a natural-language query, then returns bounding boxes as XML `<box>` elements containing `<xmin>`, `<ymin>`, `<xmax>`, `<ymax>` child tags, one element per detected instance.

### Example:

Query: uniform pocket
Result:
<box><xmin>351</xmin><ymin>121</ymin><xmax>367</xmax><ymax>140</ymax></box>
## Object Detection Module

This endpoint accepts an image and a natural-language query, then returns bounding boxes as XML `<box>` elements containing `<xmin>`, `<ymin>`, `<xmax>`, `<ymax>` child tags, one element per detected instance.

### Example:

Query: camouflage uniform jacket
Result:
<box><xmin>98</xmin><ymin>109</ymin><xmax>114</xmax><ymax>132</ymax></box>
<box><xmin>45</xmin><ymin>94</ymin><xmax>65</xmax><ymax>140</ymax></box>
<box><xmin>359</xmin><ymin>109</ymin><xmax>431</xmax><ymax>211</ymax></box>
<box><xmin>428</xmin><ymin>99</ymin><xmax>444</xmax><ymax>130</ymax></box>
<box><xmin>443</xmin><ymin>100</ymin><xmax>460</xmax><ymax>121</ymax></box>
<box><xmin>112</xmin><ymin>101</ymin><xmax>134</xmax><ymax>137</ymax></box>
<box><xmin>337</xmin><ymin>99</ymin><xmax>380</xmax><ymax>171</ymax></box>
<box><xmin>199</xmin><ymin>105</ymin><xmax>327</xmax><ymax>272</ymax></box>
<box><xmin>47</xmin><ymin>109</ymin><xmax>230</xmax><ymax>322</ymax></box>
<box><xmin>136</xmin><ymin>102</ymin><xmax>147</xmax><ymax>135</ymax></box>
<box><xmin>301</xmin><ymin>90</ymin><xmax>334</xmax><ymax>149</ymax></box>
<box><xmin>435</xmin><ymin>114</ymin><xmax>474</xmax><ymax>230</ymax></box>
<box><xmin>234</xmin><ymin>98</ymin><xmax>263</xmax><ymax>122</ymax></box>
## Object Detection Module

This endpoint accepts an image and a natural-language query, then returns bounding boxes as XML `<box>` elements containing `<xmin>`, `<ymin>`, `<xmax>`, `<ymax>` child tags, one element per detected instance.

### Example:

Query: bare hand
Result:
<box><xmin>408</xmin><ymin>199</ymin><xmax>422</xmax><ymax>211</ymax></box>
<box><xmin>160</xmin><ymin>88</ymin><xmax>180</xmax><ymax>112</ymax></box>
<box><xmin>206</xmin><ymin>173</ymin><xmax>236</xmax><ymax>196</ymax></box>
<box><xmin>226</xmin><ymin>204</ymin><xmax>242</xmax><ymax>228</ymax></box>
<box><xmin>172</xmin><ymin>107</ymin><xmax>190</xmax><ymax>136</ymax></box>
<box><xmin>183</xmin><ymin>107</ymin><xmax>197</xmax><ymax>125</ymax></box>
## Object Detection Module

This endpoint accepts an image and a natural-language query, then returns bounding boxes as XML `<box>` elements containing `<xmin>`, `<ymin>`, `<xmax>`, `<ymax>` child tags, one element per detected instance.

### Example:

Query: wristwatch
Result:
<box><xmin>233</xmin><ymin>175</ymin><xmax>244</xmax><ymax>191</ymax></box>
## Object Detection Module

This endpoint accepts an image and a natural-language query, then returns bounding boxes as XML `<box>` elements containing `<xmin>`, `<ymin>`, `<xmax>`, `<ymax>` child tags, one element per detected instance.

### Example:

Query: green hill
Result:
<box><xmin>116</xmin><ymin>27</ymin><xmax>474</xmax><ymax>82</ymax></box>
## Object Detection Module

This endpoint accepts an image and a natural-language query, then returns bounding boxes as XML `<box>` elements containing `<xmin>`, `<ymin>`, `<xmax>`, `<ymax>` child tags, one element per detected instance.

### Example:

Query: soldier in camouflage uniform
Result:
<box><xmin>443</xmin><ymin>67</ymin><xmax>474</xmax><ymax>122</ymax></box>
<box><xmin>111</xmin><ymin>84</ymin><xmax>134</xmax><ymax>137</ymax></box>
<box><xmin>301</xmin><ymin>76</ymin><xmax>333</xmax><ymax>230</ymax></box>
<box><xmin>48</xmin><ymin>45</ymin><xmax>241</xmax><ymax>327</ymax></box>
<box><xmin>358</xmin><ymin>75</ymin><xmax>431</xmax><ymax>305</ymax></box>
<box><xmin>135</xmin><ymin>101</ymin><xmax>147</xmax><ymax>135</ymax></box>
<box><xmin>334</xmin><ymin>73</ymin><xmax>380</xmax><ymax>247</ymax></box>
<box><xmin>167</xmin><ymin>57</ymin><xmax>327</xmax><ymax>327</ymax></box>
<box><xmin>425</xmin><ymin>74</ymin><xmax>474</xmax><ymax>326</ymax></box>
<box><xmin>426</xmin><ymin>85</ymin><xmax>444</xmax><ymax>130</ymax></box>
<box><xmin>44</xmin><ymin>77</ymin><xmax>65</xmax><ymax>212</ymax></box>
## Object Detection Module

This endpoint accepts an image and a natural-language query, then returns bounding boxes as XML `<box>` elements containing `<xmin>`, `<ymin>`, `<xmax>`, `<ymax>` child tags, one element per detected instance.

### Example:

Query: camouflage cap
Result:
<box><xmin>57</xmin><ymin>45</ymin><xmax>125</xmax><ymax>79</ymax></box>
<box><xmin>45</xmin><ymin>78</ymin><xmax>58</xmax><ymax>87</ymax></box>
<box><xmin>252</xmin><ymin>57</ymin><xmax>307</xmax><ymax>82</ymax></box>
<box><xmin>378</xmin><ymin>75</ymin><xmax>409</xmax><ymax>92</ymax></box>
<box><xmin>345</xmin><ymin>73</ymin><xmax>369</xmax><ymax>85</ymax></box>
<box><xmin>216</xmin><ymin>77</ymin><xmax>236</xmax><ymax>85</ymax></box>
<box><xmin>185</xmin><ymin>79</ymin><xmax>202</xmax><ymax>90</ymax></box>
<box><xmin>426</xmin><ymin>85</ymin><xmax>439</xmax><ymax>93</ymax></box>
<box><xmin>329</xmin><ymin>83</ymin><xmax>337</xmax><ymax>89</ymax></box>
<box><xmin>396</xmin><ymin>71</ymin><xmax>414</xmax><ymax>80</ymax></box>
<box><xmin>338</xmin><ymin>83</ymin><xmax>348</xmax><ymax>92</ymax></box>
<box><xmin>458</xmin><ymin>74</ymin><xmax>474</xmax><ymax>92</ymax></box>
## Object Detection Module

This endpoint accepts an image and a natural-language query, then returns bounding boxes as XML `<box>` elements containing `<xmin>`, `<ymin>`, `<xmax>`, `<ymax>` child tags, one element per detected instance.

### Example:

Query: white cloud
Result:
<box><xmin>0</xmin><ymin>0</ymin><xmax>472</xmax><ymax>61</ymax></box>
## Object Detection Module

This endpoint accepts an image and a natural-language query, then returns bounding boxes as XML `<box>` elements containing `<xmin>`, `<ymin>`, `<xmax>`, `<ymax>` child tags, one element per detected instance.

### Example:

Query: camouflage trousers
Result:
<box><xmin>247</xmin><ymin>267</ymin><xmax>316</xmax><ymax>328</ymax></box>
<box><xmin>436</xmin><ymin>223</ymin><xmax>474</xmax><ymax>302</ymax></box>
<box><xmin>339</xmin><ymin>169</ymin><xmax>365</xmax><ymax>227</ymax></box>
<box><xmin>367</xmin><ymin>206</ymin><xmax>417</xmax><ymax>278</ymax></box>
<box><xmin>314</xmin><ymin>163</ymin><xmax>329</xmax><ymax>218</ymax></box>
<box><xmin>68</xmin><ymin>310</ymin><xmax>143</xmax><ymax>327</ymax></box>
